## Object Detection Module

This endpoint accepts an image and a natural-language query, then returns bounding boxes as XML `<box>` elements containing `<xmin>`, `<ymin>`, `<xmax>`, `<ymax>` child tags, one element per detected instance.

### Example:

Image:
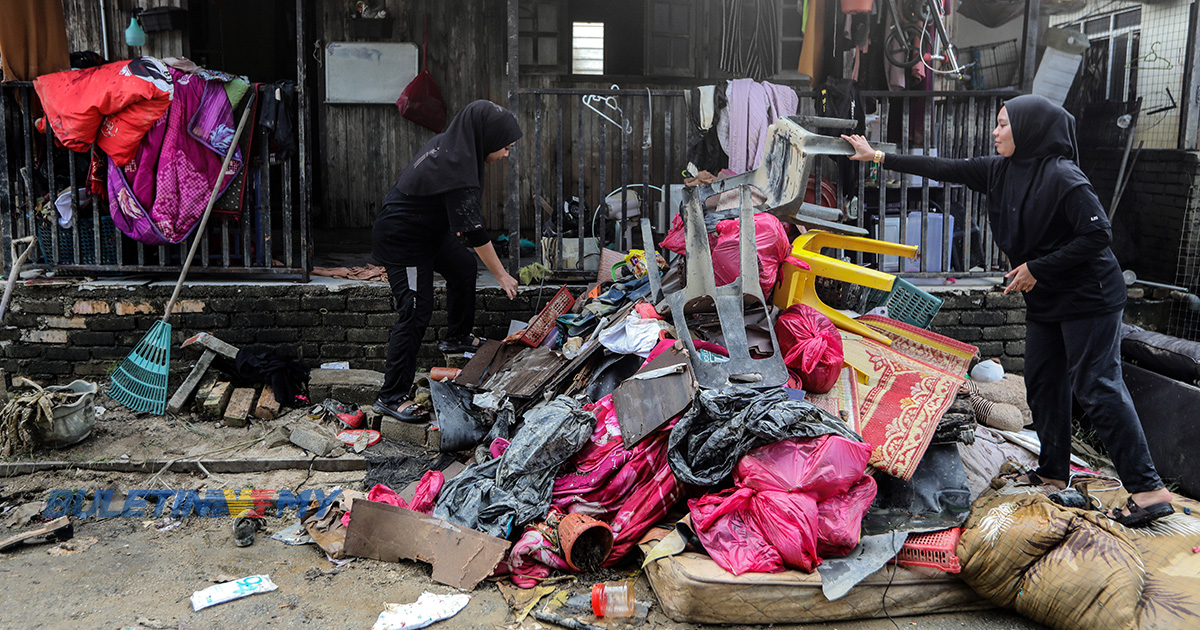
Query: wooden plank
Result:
<box><xmin>223</xmin><ymin>387</ymin><xmax>257</xmax><ymax>427</ymax></box>
<box><xmin>167</xmin><ymin>349</ymin><xmax>216</xmax><ymax>414</ymax></box>
<box><xmin>0</xmin><ymin>458</ymin><xmax>368</xmax><ymax>477</ymax></box>
<box><xmin>181</xmin><ymin>332</ymin><xmax>240</xmax><ymax>359</ymax></box>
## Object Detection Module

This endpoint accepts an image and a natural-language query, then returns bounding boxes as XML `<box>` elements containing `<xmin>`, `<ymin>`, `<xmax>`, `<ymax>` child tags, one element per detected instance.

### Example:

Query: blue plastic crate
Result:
<box><xmin>36</xmin><ymin>215</ymin><xmax>119</xmax><ymax>266</ymax></box>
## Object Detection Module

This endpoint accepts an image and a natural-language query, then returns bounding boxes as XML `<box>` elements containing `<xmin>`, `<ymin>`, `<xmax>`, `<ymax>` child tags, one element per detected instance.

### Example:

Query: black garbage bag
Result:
<box><xmin>667</xmin><ymin>387</ymin><xmax>861</xmax><ymax>487</ymax></box>
<box><xmin>429</xmin><ymin>379</ymin><xmax>493</xmax><ymax>452</ymax></box>
<box><xmin>433</xmin><ymin>396</ymin><xmax>595</xmax><ymax>538</ymax></box>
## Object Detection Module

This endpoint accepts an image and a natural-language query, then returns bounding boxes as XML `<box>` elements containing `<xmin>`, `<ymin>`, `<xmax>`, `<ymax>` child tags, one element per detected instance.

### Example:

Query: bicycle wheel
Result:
<box><xmin>885</xmin><ymin>23</ymin><xmax>923</xmax><ymax>69</ymax></box>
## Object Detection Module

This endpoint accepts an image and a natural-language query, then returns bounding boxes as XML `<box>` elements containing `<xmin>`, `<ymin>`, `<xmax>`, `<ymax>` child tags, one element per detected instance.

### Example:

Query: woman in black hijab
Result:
<box><xmin>843</xmin><ymin>94</ymin><xmax>1174</xmax><ymax>526</ymax></box>
<box><xmin>372</xmin><ymin>100</ymin><xmax>522</xmax><ymax>422</ymax></box>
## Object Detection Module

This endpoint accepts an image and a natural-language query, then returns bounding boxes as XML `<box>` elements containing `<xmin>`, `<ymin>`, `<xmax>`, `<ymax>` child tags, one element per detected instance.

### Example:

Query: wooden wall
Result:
<box><xmin>52</xmin><ymin>0</ymin><xmax>814</xmax><ymax>234</ymax></box>
<box><xmin>62</xmin><ymin>0</ymin><xmax>188</xmax><ymax>63</ymax></box>
<box><xmin>317</xmin><ymin>0</ymin><xmax>510</xmax><ymax>228</ymax></box>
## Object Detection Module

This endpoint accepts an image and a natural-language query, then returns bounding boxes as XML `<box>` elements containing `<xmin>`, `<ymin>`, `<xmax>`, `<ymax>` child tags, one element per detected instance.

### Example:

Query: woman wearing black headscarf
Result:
<box><xmin>842</xmin><ymin>94</ymin><xmax>1174</xmax><ymax>527</ymax></box>
<box><xmin>371</xmin><ymin>100</ymin><xmax>522</xmax><ymax>422</ymax></box>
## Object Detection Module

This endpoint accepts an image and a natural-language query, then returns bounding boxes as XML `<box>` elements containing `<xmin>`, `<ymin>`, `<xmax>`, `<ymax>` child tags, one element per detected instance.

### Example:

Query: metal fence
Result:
<box><xmin>508</xmin><ymin>86</ymin><xmax>1017</xmax><ymax>280</ymax></box>
<box><xmin>0</xmin><ymin>82</ymin><xmax>312</xmax><ymax>280</ymax></box>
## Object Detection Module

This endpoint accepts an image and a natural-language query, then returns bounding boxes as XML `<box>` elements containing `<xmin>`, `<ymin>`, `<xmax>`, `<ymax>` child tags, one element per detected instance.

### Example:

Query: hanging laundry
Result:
<box><xmin>107</xmin><ymin>66</ymin><xmax>248</xmax><ymax>245</ymax></box>
<box><xmin>721</xmin><ymin>79</ymin><xmax>799</xmax><ymax>173</ymax></box>
<box><xmin>32</xmin><ymin>57</ymin><xmax>174</xmax><ymax>167</ymax></box>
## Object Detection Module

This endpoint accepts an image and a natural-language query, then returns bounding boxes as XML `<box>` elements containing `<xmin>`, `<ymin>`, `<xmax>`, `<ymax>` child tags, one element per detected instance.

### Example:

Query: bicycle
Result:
<box><xmin>883</xmin><ymin>0</ymin><xmax>973</xmax><ymax>80</ymax></box>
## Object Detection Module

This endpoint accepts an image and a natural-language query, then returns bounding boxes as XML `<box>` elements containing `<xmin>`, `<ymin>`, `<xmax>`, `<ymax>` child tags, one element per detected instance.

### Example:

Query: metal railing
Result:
<box><xmin>1</xmin><ymin>82</ymin><xmax>311</xmax><ymax>280</ymax></box>
<box><xmin>508</xmin><ymin>86</ymin><xmax>1018</xmax><ymax>280</ymax></box>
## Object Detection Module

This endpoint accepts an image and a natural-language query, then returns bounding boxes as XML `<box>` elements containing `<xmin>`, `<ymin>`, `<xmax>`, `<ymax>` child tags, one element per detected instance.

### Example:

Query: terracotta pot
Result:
<box><xmin>429</xmin><ymin>366</ymin><xmax>462</xmax><ymax>381</ymax></box>
<box><xmin>558</xmin><ymin>513</ymin><xmax>614</xmax><ymax>572</ymax></box>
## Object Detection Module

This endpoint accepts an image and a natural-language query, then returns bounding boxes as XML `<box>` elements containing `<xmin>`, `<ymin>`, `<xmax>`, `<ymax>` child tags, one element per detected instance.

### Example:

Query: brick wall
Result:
<box><xmin>2</xmin><ymin>280</ymin><xmax>1169</xmax><ymax>383</ymax></box>
<box><xmin>928</xmin><ymin>289</ymin><xmax>1027</xmax><ymax>373</ymax></box>
<box><xmin>1</xmin><ymin>282</ymin><xmax>541</xmax><ymax>382</ymax></box>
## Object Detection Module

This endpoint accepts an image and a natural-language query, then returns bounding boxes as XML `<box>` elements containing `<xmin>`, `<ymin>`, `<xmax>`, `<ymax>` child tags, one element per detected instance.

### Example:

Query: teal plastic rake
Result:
<box><xmin>108</xmin><ymin>104</ymin><xmax>253</xmax><ymax>414</ymax></box>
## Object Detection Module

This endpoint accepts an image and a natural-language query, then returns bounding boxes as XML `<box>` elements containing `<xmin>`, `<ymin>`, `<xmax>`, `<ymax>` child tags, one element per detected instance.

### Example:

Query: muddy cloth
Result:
<box><xmin>433</xmin><ymin>396</ymin><xmax>595</xmax><ymax>538</ymax></box>
<box><xmin>861</xmin><ymin>442</ymin><xmax>972</xmax><ymax>535</ymax></box>
<box><xmin>361</xmin><ymin>439</ymin><xmax>458</xmax><ymax>493</ymax></box>
<box><xmin>234</xmin><ymin>349</ymin><xmax>310</xmax><ymax>406</ymax></box>
<box><xmin>959</xmin><ymin>479</ymin><xmax>1200</xmax><ymax>630</ymax></box>
<box><xmin>667</xmin><ymin>387</ymin><xmax>861</xmax><ymax>487</ymax></box>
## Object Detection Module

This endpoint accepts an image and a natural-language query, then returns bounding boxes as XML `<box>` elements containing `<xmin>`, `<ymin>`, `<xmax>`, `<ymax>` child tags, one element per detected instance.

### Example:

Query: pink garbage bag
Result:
<box><xmin>774</xmin><ymin>304</ymin><xmax>844</xmax><ymax>394</ymax></box>
<box><xmin>688</xmin><ymin>435</ymin><xmax>876</xmax><ymax>575</ymax></box>
<box><xmin>710</xmin><ymin>212</ymin><xmax>791</xmax><ymax>298</ymax></box>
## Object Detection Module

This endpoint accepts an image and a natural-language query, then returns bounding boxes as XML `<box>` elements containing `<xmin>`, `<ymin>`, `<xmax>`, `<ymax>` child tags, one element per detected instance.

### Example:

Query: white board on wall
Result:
<box><xmin>324</xmin><ymin>42</ymin><xmax>418</xmax><ymax>104</ymax></box>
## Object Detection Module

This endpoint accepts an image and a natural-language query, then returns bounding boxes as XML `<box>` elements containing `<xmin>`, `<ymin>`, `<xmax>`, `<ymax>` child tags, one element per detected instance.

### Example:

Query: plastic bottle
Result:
<box><xmin>591</xmin><ymin>581</ymin><xmax>635</xmax><ymax>618</ymax></box>
<box><xmin>125</xmin><ymin>16</ymin><xmax>146</xmax><ymax>47</ymax></box>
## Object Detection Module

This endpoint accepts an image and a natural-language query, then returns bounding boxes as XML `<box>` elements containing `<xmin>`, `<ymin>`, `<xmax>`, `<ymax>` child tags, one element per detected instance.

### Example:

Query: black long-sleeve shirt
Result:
<box><xmin>371</xmin><ymin>186</ymin><xmax>489</xmax><ymax>267</ymax></box>
<box><xmin>883</xmin><ymin>153</ymin><xmax>1125</xmax><ymax>321</ymax></box>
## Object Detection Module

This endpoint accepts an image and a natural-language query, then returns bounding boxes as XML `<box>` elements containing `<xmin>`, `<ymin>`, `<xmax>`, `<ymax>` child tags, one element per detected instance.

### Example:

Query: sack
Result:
<box><xmin>396</xmin><ymin>16</ymin><xmax>447</xmax><ymax>132</ymax></box>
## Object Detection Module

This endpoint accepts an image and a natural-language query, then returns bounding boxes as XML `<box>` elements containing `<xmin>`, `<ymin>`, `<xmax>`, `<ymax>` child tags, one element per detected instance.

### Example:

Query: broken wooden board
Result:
<box><xmin>455</xmin><ymin>340</ymin><xmax>519</xmax><ymax>388</ymax></box>
<box><xmin>611</xmin><ymin>343</ymin><xmax>697</xmax><ymax>449</ymax></box>
<box><xmin>0</xmin><ymin>516</ymin><xmax>73</xmax><ymax>552</ymax></box>
<box><xmin>168</xmin><ymin>349</ymin><xmax>217</xmax><ymax>415</ymax></box>
<box><xmin>482</xmin><ymin>345</ymin><xmax>568</xmax><ymax>398</ymax></box>
<box><xmin>181</xmin><ymin>332</ymin><xmax>240</xmax><ymax>359</ymax></box>
<box><xmin>343</xmin><ymin>498</ymin><xmax>510</xmax><ymax>590</ymax></box>
<box><xmin>0</xmin><ymin>458</ymin><xmax>367</xmax><ymax>477</ymax></box>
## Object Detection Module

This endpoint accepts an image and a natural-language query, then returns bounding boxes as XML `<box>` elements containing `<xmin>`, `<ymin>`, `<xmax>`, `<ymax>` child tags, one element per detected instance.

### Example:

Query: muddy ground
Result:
<box><xmin>0</xmin><ymin>395</ymin><xmax>1046</xmax><ymax>630</ymax></box>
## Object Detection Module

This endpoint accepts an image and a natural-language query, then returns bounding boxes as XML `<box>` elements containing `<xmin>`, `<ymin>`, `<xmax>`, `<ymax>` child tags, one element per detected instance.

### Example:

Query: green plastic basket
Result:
<box><xmin>862</xmin><ymin>277</ymin><xmax>943</xmax><ymax>329</ymax></box>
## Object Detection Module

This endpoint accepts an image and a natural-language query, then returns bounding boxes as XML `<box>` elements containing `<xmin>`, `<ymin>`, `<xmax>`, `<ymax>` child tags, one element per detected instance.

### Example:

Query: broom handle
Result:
<box><xmin>162</xmin><ymin>102</ymin><xmax>255</xmax><ymax>323</ymax></box>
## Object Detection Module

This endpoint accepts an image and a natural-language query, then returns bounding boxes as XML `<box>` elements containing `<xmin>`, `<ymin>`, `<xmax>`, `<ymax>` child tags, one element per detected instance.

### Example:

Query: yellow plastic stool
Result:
<box><xmin>773</xmin><ymin>230</ymin><xmax>919</xmax><ymax>345</ymax></box>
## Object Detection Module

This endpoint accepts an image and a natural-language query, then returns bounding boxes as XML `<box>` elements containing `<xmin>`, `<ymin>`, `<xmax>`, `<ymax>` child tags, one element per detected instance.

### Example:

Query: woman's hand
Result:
<box><xmin>497</xmin><ymin>271</ymin><xmax>519</xmax><ymax>299</ymax></box>
<box><xmin>841</xmin><ymin>134</ymin><xmax>877</xmax><ymax>162</ymax></box>
<box><xmin>1004</xmin><ymin>263</ymin><xmax>1037</xmax><ymax>294</ymax></box>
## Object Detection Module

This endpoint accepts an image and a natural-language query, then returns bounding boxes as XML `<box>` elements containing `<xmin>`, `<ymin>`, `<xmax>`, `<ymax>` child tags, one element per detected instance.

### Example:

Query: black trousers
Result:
<box><xmin>379</xmin><ymin>231</ymin><xmax>477</xmax><ymax>404</ymax></box>
<box><xmin>1024</xmin><ymin>310</ymin><xmax>1163</xmax><ymax>493</ymax></box>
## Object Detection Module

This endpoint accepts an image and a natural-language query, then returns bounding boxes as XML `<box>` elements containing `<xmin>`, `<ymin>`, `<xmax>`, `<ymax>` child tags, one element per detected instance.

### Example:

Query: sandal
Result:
<box><xmin>233</xmin><ymin>517</ymin><xmax>262</xmax><ymax>547</ymax></box>
<box><xmin>437</xmin><ymin>334</ymin><xmax>486</xmax><ymax>354</ymax></box>
<box><xmin>999</xmin><ymin>468</ymin><xmax>1066</xmax><ymax>489</ymax></box>
<box><xmin>1108</xmin><ymin>497</ymin><xmax>1174</xmax><ymax>528</ymax></box>
<box><xmin>373</xmin><ymin>398</ymin><xmax>430</xmax><ymax>424</ymax></box>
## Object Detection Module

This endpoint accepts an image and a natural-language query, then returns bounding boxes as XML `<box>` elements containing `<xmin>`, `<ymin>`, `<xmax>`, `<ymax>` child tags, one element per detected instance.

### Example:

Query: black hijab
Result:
<box><xmin>988</xmin><ymin>94</ymin><xmax>1091</xmax><ymax>264</ymax></box>
<box><xmin>393</xmin><ymin>100</ymin><xmax>522</xmax><ymax>197</ymax></box>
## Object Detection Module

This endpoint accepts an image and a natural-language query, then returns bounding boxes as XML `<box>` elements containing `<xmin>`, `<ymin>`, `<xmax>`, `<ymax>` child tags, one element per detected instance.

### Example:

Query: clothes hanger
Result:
<box><xmin>582</xmin><ymin>85</ymin><xmax>633</xmax><ymax>134</ymax></box>
<box><xmin>1127</xmin><ymin>41</ymin><xmax>1172</xmax><ymax>71</ymax></box>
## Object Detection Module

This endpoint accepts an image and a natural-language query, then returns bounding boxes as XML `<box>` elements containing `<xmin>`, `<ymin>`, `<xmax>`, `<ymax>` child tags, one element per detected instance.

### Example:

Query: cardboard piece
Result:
<box><xmin>343</xmin><ymin>498</ymin><xmax>510</xmax><ymax>590</ymax></box>
<box><xmin>611</xmin><ymin>343</ymin><xmax>696</xmax><ymax>448</ymax></box>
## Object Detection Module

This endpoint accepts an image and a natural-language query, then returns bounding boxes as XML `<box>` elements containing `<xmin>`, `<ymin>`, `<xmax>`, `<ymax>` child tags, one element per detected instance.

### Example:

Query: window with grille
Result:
<box><xmin>519</xmin><ymin>1</ymin><xmax>566</xmax><ymax>73</ymax></box>
<box><xmin>1061</xmin><ymin>8</ymin><xmax>1142</xmax><ymax>102</ymax></box>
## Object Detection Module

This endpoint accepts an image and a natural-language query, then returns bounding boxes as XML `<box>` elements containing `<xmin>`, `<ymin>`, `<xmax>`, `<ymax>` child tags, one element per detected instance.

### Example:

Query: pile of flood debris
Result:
<box><xmin>6</xmin><ymin>205</ymin><xmax>1200</xmax><ymax>630</ymax></box>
